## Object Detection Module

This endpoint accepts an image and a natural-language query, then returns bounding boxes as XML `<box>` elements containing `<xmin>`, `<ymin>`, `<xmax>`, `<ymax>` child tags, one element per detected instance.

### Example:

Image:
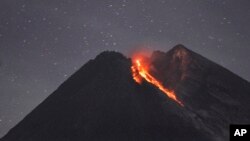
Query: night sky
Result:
<box><xmin>1</xmin><ymin>0</ymin><xmax>250</xmax><ymax>137</ymax></box>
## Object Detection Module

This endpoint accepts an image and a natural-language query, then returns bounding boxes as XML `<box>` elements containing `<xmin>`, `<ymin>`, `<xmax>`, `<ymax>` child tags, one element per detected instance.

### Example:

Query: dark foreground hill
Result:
<box><xmin>1</xmin><ymin>45</ymin><xmax>250</xmax><ymax>141</ymax></box>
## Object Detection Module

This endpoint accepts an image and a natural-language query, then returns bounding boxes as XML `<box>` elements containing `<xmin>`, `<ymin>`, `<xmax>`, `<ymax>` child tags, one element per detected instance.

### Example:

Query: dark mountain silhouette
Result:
<box><xmin>1</xmin><ymin>45</ymin><xmax>250</xmax><ymax>141</ymax></box>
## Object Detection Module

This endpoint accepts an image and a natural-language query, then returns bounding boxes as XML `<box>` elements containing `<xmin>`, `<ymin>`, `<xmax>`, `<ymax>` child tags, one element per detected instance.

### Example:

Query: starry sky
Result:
<box><xmin>1</xmin><ymin>0</ymin><xmax>250</xmax><ymax>137</ymax></box>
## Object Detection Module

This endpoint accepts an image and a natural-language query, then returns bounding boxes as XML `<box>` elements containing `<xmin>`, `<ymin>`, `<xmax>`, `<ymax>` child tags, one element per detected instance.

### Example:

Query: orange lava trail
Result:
<box><xmin>131</xmin><ymin>59</ymin><xmax>184</xmax><ymax>107</ymax></box>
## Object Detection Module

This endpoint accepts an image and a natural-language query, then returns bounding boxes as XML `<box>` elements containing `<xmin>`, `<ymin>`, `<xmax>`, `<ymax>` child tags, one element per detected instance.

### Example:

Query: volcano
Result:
<box><xmin>1</xmin><ymin>45</ymin><xmax>250</xmax><ymax>141</ymax></box>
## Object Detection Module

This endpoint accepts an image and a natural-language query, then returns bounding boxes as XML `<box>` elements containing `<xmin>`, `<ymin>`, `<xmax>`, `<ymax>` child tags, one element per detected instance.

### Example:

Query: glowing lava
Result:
<box><xmin>131</xmin><ymin>59</ymin><xmax>184</xmax><ymax>107</ymax></box>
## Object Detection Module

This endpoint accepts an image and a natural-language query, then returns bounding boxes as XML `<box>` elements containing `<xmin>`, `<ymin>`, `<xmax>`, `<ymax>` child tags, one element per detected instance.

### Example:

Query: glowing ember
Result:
<box><xmin>131</xmin><ymin>59</ymin><xmax>184</xmax><ymax>107</ymax></box>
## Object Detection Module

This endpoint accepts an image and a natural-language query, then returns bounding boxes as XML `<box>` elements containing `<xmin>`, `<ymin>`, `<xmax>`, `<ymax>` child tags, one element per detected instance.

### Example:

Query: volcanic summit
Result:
<box><xmin>1</xmin><ymin>45</ymin><xmax>250</xmax><ymax>141</ymax></box>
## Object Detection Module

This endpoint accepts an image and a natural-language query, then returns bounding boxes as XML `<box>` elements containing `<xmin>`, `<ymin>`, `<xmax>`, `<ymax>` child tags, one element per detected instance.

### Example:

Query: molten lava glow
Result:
<box><xmin>131</xmin><ymin>59</ymin><xmax>184</xmax><ymax>107</ymax></box>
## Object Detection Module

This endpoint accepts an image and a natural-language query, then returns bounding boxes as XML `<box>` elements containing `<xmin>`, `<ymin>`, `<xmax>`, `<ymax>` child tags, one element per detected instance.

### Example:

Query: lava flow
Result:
<box><xmin>131</xmin><ymin>59</ymin><xmax>184</xmax><ymax>107</ymax></box>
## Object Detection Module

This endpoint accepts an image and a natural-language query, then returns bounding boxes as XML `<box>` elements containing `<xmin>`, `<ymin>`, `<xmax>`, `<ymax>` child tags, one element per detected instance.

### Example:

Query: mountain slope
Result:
<box><xmin>1</xmin><ymin>45</ymin><xmax>250</xmax><ymax>141</ymax></box>
<box><xmin>149</xmin><ymin>44</ymin><xmax>250</xmax><ymax>140</ymax></box>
